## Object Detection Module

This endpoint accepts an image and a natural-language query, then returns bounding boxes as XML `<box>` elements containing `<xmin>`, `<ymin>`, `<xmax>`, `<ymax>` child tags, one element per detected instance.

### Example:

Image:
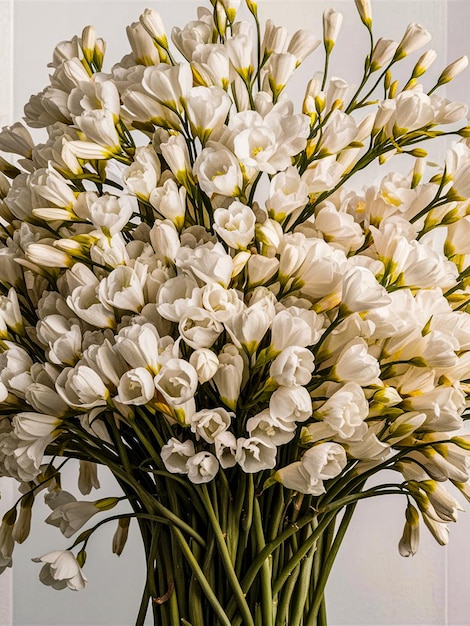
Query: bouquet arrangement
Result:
<box><xmin>1</xmin><ymin>0</ymin><xmax>470</xmax><ymax>624</ymax></box>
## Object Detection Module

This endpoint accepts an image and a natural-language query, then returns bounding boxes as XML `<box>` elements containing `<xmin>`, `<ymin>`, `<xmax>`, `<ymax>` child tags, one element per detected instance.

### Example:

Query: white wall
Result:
<box><xmin>3</xmin><ymin>1</ymin><xmax>470</xmax><ymax>625</ymax></box>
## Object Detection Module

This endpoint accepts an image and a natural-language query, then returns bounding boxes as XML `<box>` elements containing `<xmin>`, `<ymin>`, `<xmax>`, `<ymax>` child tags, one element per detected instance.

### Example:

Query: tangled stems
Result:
<box><xmin>47</xmin><ymin>416</ymin><xmax>450</xmax><ymax>626</ymax></box>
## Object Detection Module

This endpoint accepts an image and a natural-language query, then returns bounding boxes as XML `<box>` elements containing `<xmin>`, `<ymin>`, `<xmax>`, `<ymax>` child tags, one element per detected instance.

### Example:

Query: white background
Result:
<box><xmin>1</xmin><ymin>0</ymin><xmax>470</xmax><ymax>624</ymax></box>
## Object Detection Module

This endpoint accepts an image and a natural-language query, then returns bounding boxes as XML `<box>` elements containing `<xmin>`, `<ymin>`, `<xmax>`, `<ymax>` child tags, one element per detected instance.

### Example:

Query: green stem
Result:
<box><xmin>200</xmin><ymin>484</ymin><xmax>255</xmax><ymax>626</ymax></box>
<box><xmin>228</xmin><ymin>509</ymin><xmax>337</xmax><ymax>625</ymax></box>
<box><xmin>290</xmin><ymin>525</ymin><xmax>317</xmax><ymax>626</ymax></box>
<box><xmin>172</xmin><ymin>527</ymin><xmax>232</xmax><ymax>626</ymax></box>
<box><xmin>253</xmin><ymin>497</ymin><xmax>273</xmax><ymax>626</ymax></box>
<box><xmin>307</xmin><ymin>503</ymin><xmax>357</xmax><ymax>624</ymax></box>
<box><xmin>274</xmin><ymin>561</ymin><xmax>301</xmax><ymax>626</ymax></box>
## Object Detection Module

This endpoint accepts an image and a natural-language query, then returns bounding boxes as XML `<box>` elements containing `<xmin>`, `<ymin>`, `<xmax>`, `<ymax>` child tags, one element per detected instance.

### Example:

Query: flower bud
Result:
<box><xmin>412</xmin><ymin>49</ymin><xmax>437</xmax><ymax>77</ymax></box>
<box><xmin>398</xmin><ymin>503</ymin><xmax>420</xmax><ymax>557</ymax></box>
<box><xmin>323</xmin><ymin>9</ymin><xmax>343</xmax><ymax>54</ymax></box>
<box><xmin>139</xmin><ymin>8</ymin><xmax>168</xmax><ymax>49</ymax></box>
<box><xmin>395</xmin><ymin>22</ymin><xmax>432</xmax><ymax>60</ymax></box>
<box><xmin>81</xmin><ymin>26</ymin><xmax>96</xmax><ymax>65</ymax></box>
<box><xmin>354</xmin><ymin>0</ymin><xmax>372</xmax><ymax>29</ymax></box>
<box><xmin>189</xmin><ymin>348</ymin><xmax>219</xmax><ymax>383</ymax></box>
<box><xmin>437</xmin><ymin>55</ymin><xmax>469</xmax><ymax>86</ymax></box>
<box><xmin>117</xmin><ymin>368</ymin><xmax>155</xmax><ymax>405</ymax></box>
<box><xmin>112</xmin><ymin>517</ymin><xmax>130</xmax><ymax>556</ymax></box>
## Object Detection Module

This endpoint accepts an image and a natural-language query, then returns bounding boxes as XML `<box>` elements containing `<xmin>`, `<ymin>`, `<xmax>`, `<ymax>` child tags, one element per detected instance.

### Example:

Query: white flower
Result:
<box><xmin>371</xmin><ymin>39</ymin><xmax>398</xmax><ymax>71</ymax></box>
<box><xmin>230</xmin><ymin>105</ymin><xmax>309</xmax><ymax>175</ymax></box>
<box><xmin>98</xmin><ymin>263</ymin><xmax>147</xmax><ymax>313</ymax></box>
<box><xmin>126</xmin><ymin>21</ymin><xmax>160</xmax><ymax>65</ymax></box>
<box><xmin>226</xmin><ymin>24</ymin><xmax>255</xmax><ymax>77</ymax></box>
<box><xmin>323</xmin><ymin>9</ymin><xmax>343</xmax><ymax>52</ymax></box>
<box><xmin>116</xmin><ymin>323</ymin><xmax>161</xmax><ymax>372</ymax></box>
<box><xmin>313</xmin><ymin>205</ymin><xmax>364</xmax><ymax>253</ymax></box>
<box><xmin>185</xmin><ymin>86</ymin><xmax>232</xmax><ymax>143</ymax></box>
<box><xmin>287</xmin><ymin>29</ymin><xmax>320</xmax><ymax>64</ymax></box>
<box><xmin>246</xmin><ymin>409</ymin><xmax>296</xmax><ymax>445</ymax></box>
<box><xmin>201</xmin><ymin>284</ymin><xmax>244</xmax><ymax>323</ymax></box>
<box><xmin>123</xmin><ymin>145</ymin><xmax>161</xmax><ymax>200</ymax></box>
<box><xmin>171</xmin><ymin>20</ymin><xmax>213</xmax><ymax>61</ymax></box>
<box><xmin>176</xmin><ymin>242</ymin><xmax>233</xmax><ymax>288</ymax></box>
<box><xmin>117</xmin><ymin>368</ymin><xmax>155</xmax><ymax>405</ymax></box>
<box><xmin>157</xmin><ymin>275</ymin><xmax>202</xmax><ymax>322</ymax></box>
<box><xmin>75</xmin><ymin>192</ymin><xmax>135</xmax><ymax>237</ymax></box>
<box><xmin>1</xmin><ymin>412</ymin><xmax>62</xmax><ymax>481</ymax></box>
<box><xmin>29</xmin><ymin>166</ymin><xmax>76</xmax><ymax>209</ymax></box>
<box><xmin>270</xmin><ymin>310</ymin><xmax>313</xmax><ymax>353</ymax></box>
<box><xmin>150</xmin><ymin>219</ymin><xmax>181</xmax><ymax>263</ymax></box>
<box><xmin>270</xmin><ymin>347</ymin><xmax>315</xmax><ymax>386</ymax></box>
<box><xmin>214</xmin><ymin>201</ymin><xmax>256</xmax><ymax>250</ymax></box>
<box><xmin>399</xmin><ymin>504</ymin><xmax>420</xmax><ymax>557</ymax></box>
<box><xmin>67</xmin><ymin>284</ymin><xmax>116</xmax><ymax>329</ymax></box>
<box><xmin>391</xmin><ymin>90</ymin><xmax>435</xmax><ymax>135</ymax></box>
<box><xmin>225</xmin><ymin>305</ymin><xmax>272</xmax><ymax>354</ymax></box>
<box><xmin>354</xmin><ymin>0</ymin><xmax>372</xmax><ymax>27</ymax></box>
<box><xmin>139</xmin><ymin>8</ymin><xmax>168</xmax><ymax>48</ymax></box>
<box><xmin>187</xmin><ymin>451</ymin><xmax>219</xmax><ymax>483</ymax></box>
<box><xmin>213</xmin><ymin>344</ymin><xmax>245</xmax><ymax>410</ymax></box>
<box><xmin>333</xmin><ymin>338</ymin><xmax>381</xmax><ymax>386</ymax></box>
<box><xmin>56</xmin><ymin>365</ymin><xmax>109</xmax><ymax>409</ymax></box>
<box><xmin>265</xmin><ymin>167</ymin><xmax>309</xmax><ymax>222</ymax></box>
<box><xmin>189</xmin><ymin>407</ymin><xmax>232</xmax><ymax>443</ymax></box>
<box><xmin>319</xmin><ymin>111</ymin><xmax>357</xmax><ymax>154</ymax></box>
<box><xmin>142</xmin><ymin>63</ymin><xmax>192</xmax><ymax>112</ymax></box>
<box><xmin>235</xmin><ymin>437</ymin><xmax>277</xmax><ymax>472</ymax></box>
<box><xmin>213</xmin><ymin>431</ymin><xmax>237</xmax><ymax>469</ymax></box>
<box><xmin>194</xmin><ymin>143</ymin><xmax>243</xmax><ymax>197</ymax></box>
<box><xmin>45</xmin><ymin>501</ymin><xmax>100</xmax><ymax>538</ymax></box>
<box><xmin>154</xmin><ymin>358</ymin><xmax>198</xmax><ymax>406</ymax></box>
<box><xmin>275</xmin><ymin>442</ymin><xmax>347</xmax><ymax>494</ymax></box>
<box><xmin>161</xmin><ymin>437</ymin><xmax>195</xmax><ymax>473</ymax></box>
<box><xmin>396</xmin><ymin>22</ymin><xmax>432</xmax><ymax>58</ymax></box>
<box><xmin>0</xmin><ymin>122</ymin><xmax>34</xmax><ymax>157</ymax></box>
<box><xmin>75</xmin><ymin>109</ymin><xmax>121</xmax><ymax>150</ymax></box>
<box><xmin>33</xmin><ymin>550</ymin><xmax>87</xmax><ymax>591</ymax></box>
<box><xmin>340</xmin><ymin>265</ymin><xmax>391</xmax><ymax>314</ymax></box>
<box><xmin>36</xmin><ymin>315</ymin><xmax>82</xmax><ymax>367</ymax></box>
<box><xmin>160</xmin><ymin>134</ymin><xmax>193</xmax><ymax>187</ymax></box>
<box><xmin>149</xmin><ymin>179</ymin><xmax>186</xmax><ymax>229</ymax></box>
<box><xmin>315</xmin><ymin>383</ymin><xmax>369</xmax><ymax>439</ymax></box>
<box><xmin>0</xmin><ymin>343</ymin><xmax>32</xmax><ymax>399</ymax></box>
<box><xmin>179</xmin><ymin>307</ymin><xmax>223</xmax><ymax>349</ymax></box>
<box><xmin>189</xmin><ymin>348</ymin><xmax>219</xmax><ymax>383</ymax></box>
<box><xmin>269</xmin><ymin>385</ymin><xmax>312</xmax><ymax>423</ymax></box>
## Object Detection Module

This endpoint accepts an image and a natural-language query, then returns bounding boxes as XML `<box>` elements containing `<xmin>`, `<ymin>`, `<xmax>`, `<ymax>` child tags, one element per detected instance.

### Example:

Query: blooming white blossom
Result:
<box><xmin>32</xmin><ymin>551</ymin><xmax>87</xmax><ymax>591</ymax></box>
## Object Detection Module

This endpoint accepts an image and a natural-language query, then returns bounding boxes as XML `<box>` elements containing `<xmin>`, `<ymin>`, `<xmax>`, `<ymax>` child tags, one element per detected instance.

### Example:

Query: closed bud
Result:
<box><xmin>354</xmin><ymin>0</ymin><xmax>372</xmax><ymax>29</ymax></box>
<box><xmin>395</xmin><ymin>22</ymin><xmax>432</xmax><ymax>60</ymax></box>
<box><xmin>323</xmin><ymin>9</ymin><xmax>343</xmax><ymax>54</ymax></box>
<box><xmin>81</xmin><ymin>26</ymin><xmax>96</xmax><ymax>65</ymax></box>
<box><xmin>95</xmin><ymin>497</ymin><xmax>119</xmax><ymax>512</ymax></box>
<box><xmin>437</xmin><ymin>55</ymin><xmax>469</xmax><ymax>86</ymax></box>
<box><xmin>246</xmin><ymin>0</ymin><xmax>257</xmax><ymax>16</ymax></box>
<box><xmin>412</xmin><ymin>49</ymin><xmax>437</xmax><ymax>78</ymax></box>
<box><xmin>411</xmin><ymin>157</ymin><xmax>426</xmax><ymax>188</ymax></box>
<box><xmin>398</xmin><ymin>503</ymin><xmax>420</xmax><ymax>557</ymax></box>
<box><xmin>451</xmin><ymin>435</ymin><xmax>470</xmax><ymax>450</ymax></box>
<box><xmin>139</xmin><ymin>9</ymin><xmax>168</xmax><ymax>49</ymax></box>
<box><xmin>112</xmin><ymin>517</ymin><xmax>130</xmax><ymax>556</ymax></box>
<box><xmin>12</xmin><ymin>493</ymin><xmax>34</xmax><ymax>544</ymax></box>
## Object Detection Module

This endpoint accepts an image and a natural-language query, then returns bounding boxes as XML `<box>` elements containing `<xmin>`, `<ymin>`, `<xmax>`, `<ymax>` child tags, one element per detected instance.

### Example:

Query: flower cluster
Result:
<box><xmin>0</xmin><ymin>0</ymin><xmax>470</xmax><ymax>599</ymax></box>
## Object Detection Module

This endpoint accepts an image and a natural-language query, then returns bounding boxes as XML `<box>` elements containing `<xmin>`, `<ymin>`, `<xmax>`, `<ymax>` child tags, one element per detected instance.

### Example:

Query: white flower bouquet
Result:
<box><xmin>1</xmin><ymin>0</ymin><xmax>470</xmax><ymax>624</ymax></box>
